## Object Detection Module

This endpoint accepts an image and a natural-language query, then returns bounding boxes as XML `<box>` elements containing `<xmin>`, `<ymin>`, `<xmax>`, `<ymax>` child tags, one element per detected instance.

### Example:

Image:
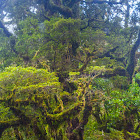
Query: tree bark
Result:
<box><xmin>126</xmin><ymin>31</ymin><xmax>140</xmax><ymax>81</ymax></box>
<box><xmin>124</xmin><ymin>0</ymin><xmax>130</xmax><ymax>28</ymax></box>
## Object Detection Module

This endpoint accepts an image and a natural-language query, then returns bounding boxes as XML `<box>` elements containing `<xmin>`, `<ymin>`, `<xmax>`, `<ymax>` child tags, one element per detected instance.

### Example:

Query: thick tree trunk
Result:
<box><xmin>126</xmin><ymin>31</ymin><xmax>140</xmax><ymax>81</ymax></box>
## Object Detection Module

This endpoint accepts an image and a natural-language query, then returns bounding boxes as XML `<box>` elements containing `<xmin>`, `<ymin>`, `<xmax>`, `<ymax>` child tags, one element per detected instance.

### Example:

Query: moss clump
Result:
<box><xmin>113</xmin><ymin>66</ymin><xmax>126</xmax><ymax>76</ymax></box>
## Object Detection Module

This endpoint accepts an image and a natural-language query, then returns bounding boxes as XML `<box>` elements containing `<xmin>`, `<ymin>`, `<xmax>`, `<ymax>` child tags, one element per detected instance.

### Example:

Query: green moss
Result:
<box><xmin>46</xmin><ymin>102</ymin><xmax>83</xmax><ymax>128</ymax></box>
<box><xmin>113</xmin><ymin>66</ymin><xmax>126</xmax><ymax>76</ymax></box>
<box><xmin>127</xmin><ymin>131</ymin><xmax>140</xmax><ymax>139</ymax></box>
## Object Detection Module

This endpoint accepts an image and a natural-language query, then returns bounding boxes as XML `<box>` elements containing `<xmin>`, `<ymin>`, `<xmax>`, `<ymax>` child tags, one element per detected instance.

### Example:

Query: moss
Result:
<box><xmin>0</xmin><ymin>119</ymin><xmax>19</xmax><ymax>126</ymax></box>
<box><xmin>113</xmin><ymin>66</ymin><xmax>126</xmax><ymax>76</ymax></box>
<box><xmin>127</xmin><ymin>131</ymin><xmax>140</xmax><ymax>139</ymax></box>
<box><xmin>110</xmin><ymin>75</ymin><xmax>129</xmax><ymax>89</ymax></box>
<box><xmin>46</xmin><ymin>102</ymin><xmax>83</xmax><ymax>129</ymax></box>
<box><xmin>99</xmin><ymin>66</ymin><xmax>126</xmax><ymax>78</ymax></box>
<box><xmin>104</xmin><ymin>69</ymin><xmax>114</xmax><ymax>76</ymax></box>
<box><xmin>53</xmin><ymin>105</ymin><xmax>62</xmax><ymax>114</ymax></box>
<box><xmin>57</xmin><ymin>71</ymin><xmax>69</xmax><ymax>83</ymax></box>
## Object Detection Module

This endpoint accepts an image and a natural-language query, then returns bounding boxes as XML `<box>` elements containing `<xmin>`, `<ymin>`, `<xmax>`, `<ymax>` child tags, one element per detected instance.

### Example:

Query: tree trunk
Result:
<box><xmin>124</xmin><ymin>0</ymin><xmax>130</xmax><ymax>28</ymax></box>
<box><xmin>126</xmin><ymin>31</ymin><xmax>140</xmax><ymax>81</ymax></box>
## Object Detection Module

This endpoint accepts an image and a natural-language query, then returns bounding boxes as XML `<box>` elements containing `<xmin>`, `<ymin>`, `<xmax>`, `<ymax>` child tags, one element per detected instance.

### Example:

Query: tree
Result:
<box><xmin>0</xmin><ymin>0</ymin><xmax>140</xmax><ymax>139</ymax></box>
<box><xmin>0</xmin><ymin>67</ymin><xmax>82</xmax><ymax>139</ymax></box>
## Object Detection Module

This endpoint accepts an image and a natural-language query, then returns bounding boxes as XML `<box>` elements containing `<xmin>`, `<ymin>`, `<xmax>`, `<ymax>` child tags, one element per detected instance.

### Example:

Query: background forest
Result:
<box><xmin>0</xmin><ymin>0</ymin><xmax>140</xmax><ymax>139</ymax></box>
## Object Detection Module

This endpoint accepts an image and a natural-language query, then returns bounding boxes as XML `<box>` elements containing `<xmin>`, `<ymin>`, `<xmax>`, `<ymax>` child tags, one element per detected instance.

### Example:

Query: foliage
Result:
<box><xmin>0</xmin><ymin>0</ymin><xmax>140</xmax><ymax>139</ymax></box>
<box><xmin>0</xmin><ymin>67</ymin><xmax>75</xmax><ymax>139</ymax></box>
<box><xmin>41</xmin><ymin>18</ymin><xmax>80</xmax><ymax>70</ymax></box>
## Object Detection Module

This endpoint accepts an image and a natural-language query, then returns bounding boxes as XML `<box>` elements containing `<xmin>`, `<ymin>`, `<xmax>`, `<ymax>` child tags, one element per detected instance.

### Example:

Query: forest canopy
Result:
<box><xmin>0</xmin><ymin>0</ymin><xmax>140</xmax><ymax>139</ymax></box>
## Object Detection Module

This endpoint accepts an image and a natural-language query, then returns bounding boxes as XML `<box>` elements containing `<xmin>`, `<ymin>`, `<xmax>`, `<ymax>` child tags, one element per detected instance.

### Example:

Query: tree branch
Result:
<box><xmin>78</xmin><ymin>46</ymin><xmax>121</xmax><ymax>73</ymax></box>
<box><xmin>0</xmin><ymin>119</ymin><xmax>21</xmax><ymax>137</ymax></box>
<box><xmin>83</xmin><ymin>0</ymin><xmax>125</xmax><ymax>5</ymax></box>
<box><xmin>49</xmin><ymin>0</ymin><xmax>73</xmax><ymax>18</ymax></box>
